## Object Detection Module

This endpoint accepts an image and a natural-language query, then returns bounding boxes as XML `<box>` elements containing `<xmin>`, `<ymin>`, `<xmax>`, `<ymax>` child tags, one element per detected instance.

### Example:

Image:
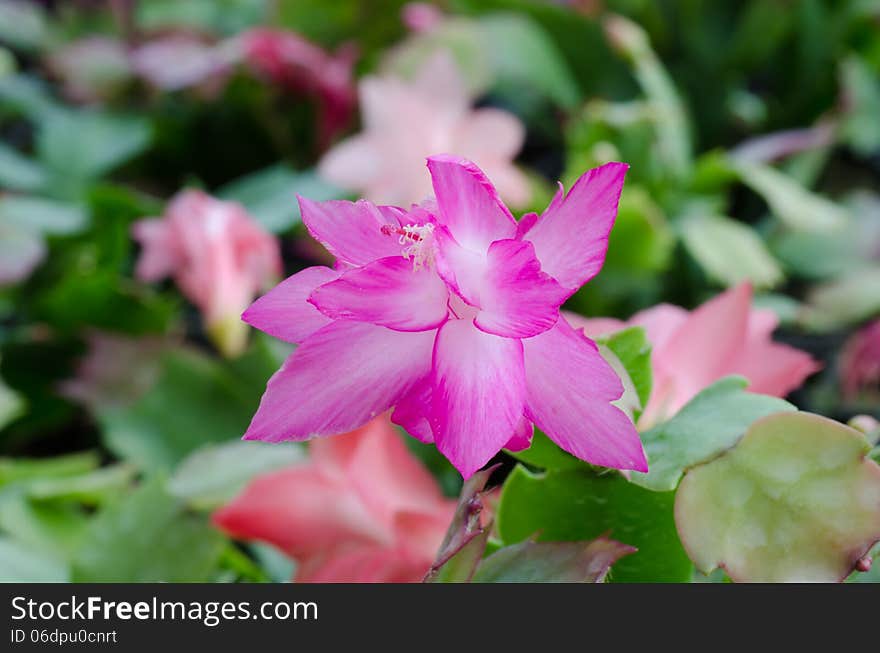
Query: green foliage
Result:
<box><xmin>497</xmin><ymin>465</ymin><xmax>693</xmax><ymax>582</ymax></box>
<box><xmin>72</xmin><ymin>476</ymin><xmax>226</xmax><ymax>582</ymax></box>
<box><xmin>632</xmin><ymin>377</ymin><xmax>795</xmax><ymax>492</ymax></box>
<box><xmin>676</xmin><ymin>412</ymin><xmax>880</xmax><ymax>582</ymax></box>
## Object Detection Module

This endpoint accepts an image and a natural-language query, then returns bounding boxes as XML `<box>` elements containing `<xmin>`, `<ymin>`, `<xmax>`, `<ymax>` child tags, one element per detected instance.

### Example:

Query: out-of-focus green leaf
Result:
<box><xmin>0</xmin><ymin>451</ymin><xmax>99</xmax><ymax>486</ymax></box>
<box><xmin>36</xmin><ymin>110</ymin><xmax>151</xmax><ymax>189</ymax></box>
<box><xmin>632</xmin><ymin>377</ymin><xmax>795</xmax><ymax>492</ymax></box>
<box><xmin>497</xmin><ymin>465</ymin><xmax>692</xmax><ymax>582</ymax></box>
<box><xmin>218</xmin><ymin>165</ymin><xmax>345</xmax><ymax>233</ymax></box>
<box><xmin>680</xmin><ymin>212</ymin><xmax>783</xmax><ymax>289</ymax></box>
<box><xmin>24</xmin><ymin>464</ymin><xmax>137</xmax><ymax>505</ymax></box>
<box><xmin>840</xmin><ymin>56</ymin><xmax>880</xmax><ymax>156</ymax></box>
<box><xmin>99</xmin><ymin>347</ymin><xmax>266</xmax><ymax>471</ymax></box>
<box><xmin>604</xmin><ymin>14</ymin><xmax>692</xmax><ymax>178</ymax></box>
<box><xmin>0</xmin><ymin>373</ymin><xmax>24</xmax><ymax>431</ymax></box>
<box><xmin>0</xmin><ymin>489</ymin><xmax>89</xmax><ymax>557</ymax></box>
<box><xmin>72</xmin><ymin>477</ymin><xmax>225</xmax><ymax>582</ymax></box>
<box><xmin>0</xmin><ymin>536</ymin><xmax>67</xmax><ymax>582</ymax></box>
<box><xmin>480</xmin><ymin>13</ymin><xmax>579</xmax><ymax>109</ymax></box>
<box><xmin>0</xmin><ymin>0</ymin><xmax>51</xmax><ymax>52</ymax></box>
<box><xmin>802</xmin><ymin>268</ymin><xmax>880</xmax><ymax>331</ymax></box>
<box><xmin>168</xmin><ymin>440</ymin><xmax>305</xmax><ymax>510</ymax></box>
<box><xmin>733</xmin><ymin>161</ymin><xmax>848</xmax><ymax>232</ymax></box>
<box><xmin>676</xmin><ymin>412</ymin><xmax>880</xmax><ymax>582</ymax></box>
<box><xmin>0</xmin><ymin>196</ymin><xmax>88</xmax><ymax>235</ymax></box>
<box><xmin>136</xmin><ymin>0</ymin><xmax>265</xmax><ymax>35</ymax></box>
<box><xmin>472</xmin><ymin>537</ymin><xmax>636</xmax><ymax>583</ymax></box>
<box><xmin>507</xmin><ymin>431</ymin><xmax>582</xmax><ymax>471</ymax></box>
<box><xmin>0</xmin><ymin>74</ymin><xmax>57</xmax><ymax>118</ymax></box>
<box><xmin>0</xmin><ymin>143</ymin><xmax>47</xmax><ymax>192</ymax></box>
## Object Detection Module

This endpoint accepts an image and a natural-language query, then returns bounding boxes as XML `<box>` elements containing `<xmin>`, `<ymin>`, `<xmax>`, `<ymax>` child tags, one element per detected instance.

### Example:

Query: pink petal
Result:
<box><xmin>430</xmin><ymin>319</ymin><xmax>526</xmax><ymax>478</ymax></box>
<box><xmin>243</xmin><ymin>320</ymin><xmax>435</xmax><ymax>442</ymax></box>
<box><xmin>212</xmin><ymin>466</ymin><xmax>384</xmax><ymax>559</ymax></box>
<box><xmin>522</xmin><ymin>319</ymin><xmax>648</xmax><ymax>472</ymax></box>
<box><xmin>655</xmin><ymin>284</ymin><xmax>752</xmax><ymax>406</ymax></box>
<box><xmin>309</xmin><ymin>256</ymin><xmax>449</xmax><ymax>331</ymax></box>
<box><xmin>298</xmin><ymin>196</ymin><xmax>406</xmax><ymax>266</ymax></box>
<box><xmin>298</xmin><ymin>545</ymin><xmax>427</xmax><ymax>583</ymax></box>
<box><xmin>344</xmin><ymin>417</ymin><xmax>451</xmax><ymax>525</ymax></box>
<box><xmin>456</xmin><ymin>108</ymin><xmax>526</xmax><ymax>161</ymax></box>
<box><xmin>318</xmin><ymin>133</ymin><xmax>383</xmax><ymax>191</ymax></box>
<box><xmin>521</xmin><ymin>162</ymin><xmax>628</xmax><ymax>291</ymax></box>
<box><xmin>435</xmin><ymin>230</ymin><xmax>567</xmax><ymax>338</ymax></box>
<box><xmin>629</xmin><ymin>303</ymin><xmax>690</xmax><ymax>350</ymax></box>
<box><xmin>131</xmin><ymin>218</ymin><xmax>177</xmax><ymax>282</ymax></box>
<box><xmin>391</xmin><ymin>381</ymin><xmax>434</xmax><ymax>443</ymax></box>
<box><xmin>242</xmin><ymin>266</ymin><xmax>339</xmax><ymax>344</ymax></box>
<box><xmin>426</xmin><ymin>155</ymin><xmax>516</xmax><ymax>252</ymax></box>
<box><xmin>503</xmin><ymin>417</ymin><xmax>535</xmax><ymax>453</ymax></box>
<box><xmin>473</xmin><ymin>239</ymin><xmax>568</xmax><ymax>338</ymax></box>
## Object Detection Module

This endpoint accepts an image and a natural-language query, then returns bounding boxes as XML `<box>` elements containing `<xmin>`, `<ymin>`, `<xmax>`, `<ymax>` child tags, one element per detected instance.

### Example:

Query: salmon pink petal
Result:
<box><xmin>656</xmin><ymin>284</ymin><xmax>752</xmax><ymax>403</ymax></box>
<box><xmin>426</xmin><ymin>154</ymin><xmax>516</xmax><ymax>252</ymax></box>
<box><xmin>212</xmin><ymin>466</ymin><xmax>383</xmax><ymax>559</ymax></box>
<box><xmin>345</xmin><ymin>418</ymin><xmax>450</xmax><ymax>523</ymax></box>
<box><xmin>298</xmin><ymin>196</ymin><xmax>406</xmax><ymax>266</ymax></box>
<box><xmin>131</xmin><ymin>218</ymin><xmax>177</xmax><ymax>282</ymax></box>
<box><xmin>523</xmin><ymin>319</ymin><xmax>648</xmax><ymax>472</ymax></box>
<box><xmin>629</xmin><ymin>303</ymin><xmax>690</xmax><ymax>349</ymax></box>
<box><xmin>521</xmin><ymin>162</ymin><xmax>628</xmax><ymax>291</ymax></box>
<box><xmin>309</xmin><ymin>256</ymin><xmax>449</xmax><ymax>331</ymax></box>
<box><xmin>242</xmin><ymin>266</ymin><xmax>339</xmax><ymax>344</ymax></box>
<box><xmin>297</xmin><ymin>546</ymin><xmax>427</xmax><ymax>583</ymax></box>
<box><xmin>243</xmin><ymin>321</ymin><xmax>434</xmax><ymax>442</ymax></box>
<box><xmin>430</xmin><ymin>319</ymin><xmax>526</xmax><ymax>478</ymax></box>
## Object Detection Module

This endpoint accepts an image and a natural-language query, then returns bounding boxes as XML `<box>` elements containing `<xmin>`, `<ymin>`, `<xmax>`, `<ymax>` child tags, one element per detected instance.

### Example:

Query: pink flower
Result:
<box><xmin>132</xmin><ymin>190</ymin><xmax>281</xmax><ymax>357</ymax></box>
<box><xmin>402</xmin><ymin>3</ymin><xmax>444</xmax><ymax>33</ymax></box>
<box><xmin>318</xmin><ymin>53</ymin><xmax>531</xmax><ymax>208</ymax></box>
<box><xmin>242</xmin><ymin>155</ymin><xmax>646</xmax><ymax>478</ymax></box>
<box><xmin>572</xmin><ymin>284</ymin><xmax>820</xmax><ymax>428</ymax></box>
<box><xmin>239</xmin><ymin>28</ymin><xmax>357</xmax><ymax>147</ymax></box>
<box><xmin>46</xmin><ymin>37</ymin><xmax>132</xmax><ymax>103</ymax></box>
<box><xmin>840</xmin><ymin>320</ymin><xmax>880</xmax><ymax>401</ymax></box>
<box><xmin>130</xmin><ymin>34</ymin><xmax>238</xmax><ymax>92</ymax></box>
<box><xmin>213</xmin><ymin>416</ymin><xmax>455</xmax><ymax>583</ymax></box>
<box><xmin>59</xmin><ymin>331</ymin><xmax>168</xmax><ymax>411</ymax></box>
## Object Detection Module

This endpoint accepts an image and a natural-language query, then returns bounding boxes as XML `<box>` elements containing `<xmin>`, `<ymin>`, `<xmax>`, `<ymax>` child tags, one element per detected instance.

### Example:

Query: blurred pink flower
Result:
<box><xmin>318</xmin><ymin>52</ymin><xmax>530</xmax><ymax>208</ymax></box>
<box><xmin>130</xmin><ymin>34</ymin><xmax>238</xmax><ymax>92</ymax></box>
<box><xmin>59</xmin><ymin>331</ymin><xmax>168</xmax><ymax>411</ymax></box>
<box><xmin>572</xmin><ymin>284</ymin><xmax>820</xmax><ymax>428</ymax></box>
<box><xmin>239</xmin><ymin>28</ymin><xmax>357</xmax><ymax>147</ymax></box>
<box><xmin>242</xmin><ymin>156</ymin><xmax>645</xmax><ymax>478</ymax></box>
<box><xmin>46</xmin><ymin>37</ymin><xmax>132</xmax><ymax>103</ymax></box>
<box><xmin>840</xmin><ymin>320</ymin><xmax>880</xmax><ymax>401</ymax></box>
<box><xmin>213</xmin><ymin>416</ymin><xmax>455</xmax><ymax>583</ymax></box>
<box><xmin>132</xmin><ymin>190</ymin><xmax>281</xmax><ymax>357</ymax></box>
<box><xmin>402</xmin><ymin>2</ymin><xmax>444</xmax><ymax>33</ymax></box>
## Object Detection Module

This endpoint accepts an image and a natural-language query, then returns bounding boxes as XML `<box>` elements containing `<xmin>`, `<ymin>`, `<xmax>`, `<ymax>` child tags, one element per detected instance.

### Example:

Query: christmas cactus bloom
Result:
<box><xmin>318</xmin><ymin>53</ymin><xmax>530</xmax><ymax>208</ymax></box>
<box><xmin>840</xmin><ymin>319</ymin><xmax>880</xmax><ymax>401</ymax></box>
<box><xmin>239</xmin><ymin>28</ymin><xmax>357</xmax><ymax>147</ymax></box>
<box><xmin>572</xmin><ymin>284</ymin><xmax>820</xmax><ymax>428</ymax></box>
<box><xmin>132</xmin><ymin>190</ymin><xmax>281</xmax><ymax>357</ymax></box>
<box><xmin>214</xmin><ymin>416</ymin><xmax>455</xmax><ymax>582</ymax></box>
<box><xmin>242</xmin><ymin>155</ymin><xmax>647</xmax><ymax>478</ymax></box>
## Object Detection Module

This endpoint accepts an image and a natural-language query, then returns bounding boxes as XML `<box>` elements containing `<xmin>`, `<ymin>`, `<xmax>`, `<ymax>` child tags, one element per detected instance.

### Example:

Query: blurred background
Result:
<box><xmin>0</xmin><ymin>0</ymin><xmax>878</xmax><ymax>582</ymax></box>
